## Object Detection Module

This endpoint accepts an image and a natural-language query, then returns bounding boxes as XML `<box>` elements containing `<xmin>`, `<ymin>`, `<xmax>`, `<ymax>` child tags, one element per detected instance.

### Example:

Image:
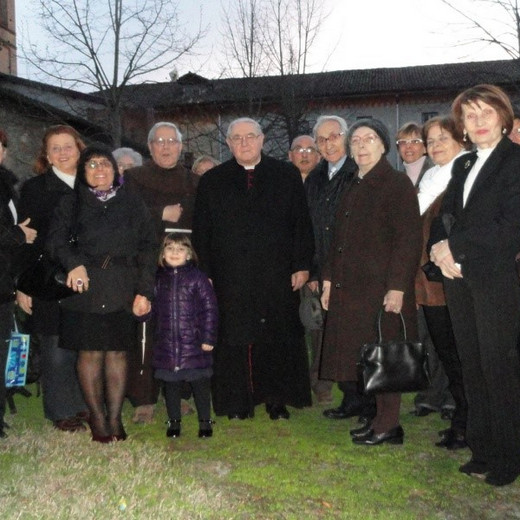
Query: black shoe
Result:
<box><xmin>269</xmin><ymin>405</ymin><xmax>290</xmax><ymax>420</ymax></box>
<box><xmin>353</xmin><ymin>425</ymin><xmax>404</xmax><ymax>445</ymax></box>
<box><xmin>459</xmin><ymin>459</ymin><xmax>488</xmax><ymax>477</ymax></box>
<box><xmin>166</xmin><ymin>419</ymin><xmax>181</xmax><ymax>438</ymax></box>
<box><xmin>227</xmin><ymin>412</ymin><xmax>249</xmax><ymax>420</ymax></box>
<box><xmin>435</xmin><ymin>429</ymin><xmax>467</xmax><ymax>450</ymax></box>
<box><xmin>323</xmin><ymin>402</ymin><xmax>363</xmax><ymax>420</ymax></box>
<box><xmin>440</xmin><ymin>408</ymin><xmax>455</xmax><ymax>421</ymax></box>
<box><xmin>198</xmin><ymin>420</ymin><xmax>214</xmax><ymax>438</ymax></box>
<box><xmin>409</xmin><ymin>406</ymin><xmax>436</xmax><ymax>417</ymax></box>
<box><xmin>485</xmin><ymin>470</ymin><xmax>519</xmax><ymax>487</ymax></box>
<box><xmin>350</xmin><ymin>420</ymin><xmax>373</xmax><ymax>436</ymax></box>
<box><xmin>350</xmin><ymin>425</ymin><xmax>374</xmax><ymax>440</ymax></box>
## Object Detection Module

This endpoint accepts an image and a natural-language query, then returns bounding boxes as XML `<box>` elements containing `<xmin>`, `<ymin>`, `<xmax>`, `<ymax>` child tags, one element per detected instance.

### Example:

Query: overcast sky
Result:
<box><xmin>16</xmin><ymin>0</ymin><xmax>510</xmax><ymax>84</ymax></box>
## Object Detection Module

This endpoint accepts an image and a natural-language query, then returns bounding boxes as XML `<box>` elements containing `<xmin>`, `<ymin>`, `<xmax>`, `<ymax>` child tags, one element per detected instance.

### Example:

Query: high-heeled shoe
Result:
<box><xmin>166</xmin><ymin>419</ymin><xmax>181</xmax><ymax>438</ymax></box>
<box><xmin>352</xmin><ymin>425</ymin><xmax>404</xmax><ymax>445</ymax></box>
<box><xmin>198</xmin><ymin>419</ymin><xmax>214</xmax><ymax>438</ymax></box>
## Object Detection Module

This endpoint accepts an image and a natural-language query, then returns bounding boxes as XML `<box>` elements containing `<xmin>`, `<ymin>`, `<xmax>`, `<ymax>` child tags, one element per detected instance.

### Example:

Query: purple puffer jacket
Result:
<box><xmin>151</xmin><ymin>263</ymin><xmax>218</xmax><ymax>372</ymax></box>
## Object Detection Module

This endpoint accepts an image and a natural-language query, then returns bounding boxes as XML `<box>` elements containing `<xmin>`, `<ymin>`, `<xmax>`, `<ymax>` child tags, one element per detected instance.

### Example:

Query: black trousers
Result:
<box><xmin>0</xmin><ymin>302</ymin><xmax>14</xmax><ymax>428</ymax></box>
<box><xmin>422</xmin><ymin>305</ymin><xmax>467</xmax><ymax>434</ymax></box>
<box><xmin>163</xmin><ymin>377</ymin><xmax>211</xmax><ymax>422</ymax></box>
<box><xmin>444</xmin><ymin>273</ymin><xmax>520</xmax><ymax>473</ymax></box>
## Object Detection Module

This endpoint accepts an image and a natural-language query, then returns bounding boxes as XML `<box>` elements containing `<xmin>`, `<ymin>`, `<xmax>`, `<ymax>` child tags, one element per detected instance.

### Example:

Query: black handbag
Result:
<box><xmin>15</xmin><ymin>252</ymin><xmax>75</xmax><ymax>301</ymax></box>
<box><xmin>359</xmin><ymin>308</ymin><xmax>430</xmax><ymax>395</ymax></box>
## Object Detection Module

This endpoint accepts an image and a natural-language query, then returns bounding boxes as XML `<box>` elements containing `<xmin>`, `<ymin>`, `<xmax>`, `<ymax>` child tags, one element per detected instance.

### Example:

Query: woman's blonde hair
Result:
<box><xmin>159</xmin><ymin>233</ymin><xmax>198</xmax><ymax>267</ymax></box>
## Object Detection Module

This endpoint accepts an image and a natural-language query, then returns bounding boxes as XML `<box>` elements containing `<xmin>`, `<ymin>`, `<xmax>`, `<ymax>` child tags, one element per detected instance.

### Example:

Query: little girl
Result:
<box><xmin>147</xmin><ymin>233</ymin><xmax>218</xmax><ymax>438</ymax></box>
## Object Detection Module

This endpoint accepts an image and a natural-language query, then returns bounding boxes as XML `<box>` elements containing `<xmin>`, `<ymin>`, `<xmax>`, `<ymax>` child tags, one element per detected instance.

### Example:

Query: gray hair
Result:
<box><xmin>226</xmin><ymin>117</ymin><xmax>263</xmax><ymax>138</ymax></box>
<box><xmin>312</xmin><ymin>115</ymin><xmax>349</xmax><ymax>140</ymax></box>
<box><xmin>147</xmin><ymin>122</ymin><xmax>183</xmax><ymax>144</ymax></box>
<box><xmin>192</xmin><ymin>155</ymin><xmax>220</xmax><ymax>172</ymax></box>
<box><xmin>290</xmin><ymin>134</ymin><xmax>316</xmax><ymax>150</ymax></box>
<box><xmin>112</xmin><ymin>147</ymin><xmax>143</xmax><ymax>167</ymax></box>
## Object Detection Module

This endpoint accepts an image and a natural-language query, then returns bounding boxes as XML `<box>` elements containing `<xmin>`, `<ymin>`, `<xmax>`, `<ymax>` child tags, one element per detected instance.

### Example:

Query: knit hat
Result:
<box><xmin>348</xmin><ymin>119</ymin><xmax>391</xmax><ymax>155</ymax></box>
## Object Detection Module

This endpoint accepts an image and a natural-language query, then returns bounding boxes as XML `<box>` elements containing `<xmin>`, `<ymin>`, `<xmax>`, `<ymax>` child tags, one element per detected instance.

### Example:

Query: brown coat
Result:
<box><xmin>320</xmin><ymin>157</ymin><xmax>422</xmax><ymax>381</ymax></box>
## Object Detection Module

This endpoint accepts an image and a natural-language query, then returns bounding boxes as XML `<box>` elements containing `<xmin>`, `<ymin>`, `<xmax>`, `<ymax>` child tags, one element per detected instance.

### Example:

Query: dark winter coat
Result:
<box><xmin>192</xmin><ymin>153</ymin><xmax>315</xmax><ymax>345</ymax></box>
<box><xmin>46</xmin><ymin>183</ymin><xmax>157</xmax><ymax>313</ymax></box>
<box><xmin>16</xmin><ymin>169</ymin><xmax>75</xmax><ymax>333</ymax></box>
<box><xmin>321</xmin><ymin>157</ymin><xmax>422</xmax><ymax>381</ymax></box>
<box><xmin>305</xmin><ymin>157</ymin><xmax>357</xmax><ymax>282</ymax></box>
<box><xmin>125</xmin><ymin>160</ymin><xmax>199</xmax><ymax>239</ymax></box>
<box><xmin>0</xmin><ymin>164</ymin><xmax>24</xmax><ymax>302</ymax></box>
<box><xmin>150</xmin><ymin>263</ymin><xmax>218</xmax><ymax>372</ymax></box>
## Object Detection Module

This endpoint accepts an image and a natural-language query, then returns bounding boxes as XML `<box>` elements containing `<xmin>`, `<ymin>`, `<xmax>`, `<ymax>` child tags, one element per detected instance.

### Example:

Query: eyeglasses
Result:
<box><xmin>396</xmin><ymin>138</ymin><xmax>423</xmax><ymax>147</ymax></box>
<box><xmin>151</xmin><ymin>137</ymin><xmax>180</xmax><ymax>147</ymax></box>
<box><xmin>316</xmin><ymin>132</ymin><xmax>345</xmax><ymax>146</ymax></box>
<box><xmin>291</xmin><ymin>147</ymin><xmax>317</xmax><ymax>154</ymax></box>
<box><xmin>426</xmin><ymin>135</ymin><xmax>453</xmax><ymax>147</ymax></box>
<box><xmin>463</xmin><ymin>108</ymin><xmax>496</xmax><ymax>123</ymax></box>
<box><xmin>88</xmin><ymin>160</ymin><xmax>112</xmax><ymax>170</ymax></box>
<box><xmin>350</xmin><ymin>134</ymin><xmax>380</xmax><ymax>147</ymax></box>
<box><xmin>49</xmin><ymin>145</ymin><xmax>76</xmax><ymax>154</ymax></box>
<box><xmin>165</xmin><ymin>245</ymin><xmax>188</xmax><ymax>253</ymax></box>
<box><xmin>229</xmin><ymin>133</ymin><xmax>260</xmax><ymax>145</ymax></box>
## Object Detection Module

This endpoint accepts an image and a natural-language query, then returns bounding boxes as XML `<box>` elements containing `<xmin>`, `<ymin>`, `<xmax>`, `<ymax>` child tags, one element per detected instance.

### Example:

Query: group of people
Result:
<box><xmin>1</xmin><ymin>82</ymin><xmax>520</xmax><ymax>487</ymax></box>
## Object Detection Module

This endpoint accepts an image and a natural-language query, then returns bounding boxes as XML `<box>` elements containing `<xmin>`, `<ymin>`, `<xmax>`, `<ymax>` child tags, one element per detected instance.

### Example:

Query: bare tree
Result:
<box><xmin>21</xmin><ymin>0</ymin><xmax>205</xmax><ymax>146</ymax></box>
<box><xmin>438</xmin><ymin>0</ymin><xmax>520</xmax><ymax>59</ymax></box>
<box><xmin>216</xmin><ymin>0</ymin><xmax>330</xmax><ymax>152</ymax></box>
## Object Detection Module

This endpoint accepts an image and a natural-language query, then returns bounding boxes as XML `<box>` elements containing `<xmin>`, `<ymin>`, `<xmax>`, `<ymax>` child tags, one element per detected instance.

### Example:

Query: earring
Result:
<box><xmin>503</xmin><ymin>127</ymin><xmax>507</xmax><ymax>135</ymax></box>
<box><xmin>463</xmin><ymin>131</ymin><xmax>467</xmax><ymax>143</ymax></box>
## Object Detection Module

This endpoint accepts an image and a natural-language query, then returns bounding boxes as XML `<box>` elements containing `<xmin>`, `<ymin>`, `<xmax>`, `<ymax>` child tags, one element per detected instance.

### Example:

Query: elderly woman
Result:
<box><xmin>430</xmin><ymin>85</ymin><xmax>520</xmax><ymax>486</ymax></box>
<box><xmin>17</xmin><ymin>125</ymin><xmax>88</xmax><ymax>433</ymax></box>
<box><xmin>415</xmin><ymin>116</ymin><xmax>470</xmax><ymax>450</ymax></box>
<box><xmin>0</xmin><ymin>129</ymin><xmax>37</xmax><ymax>439</ymax></box>
<box><xmin>191</xmin><ymin>155</ymin><xmax>220</xmax><ymax>177</ymax></box>
<box><xmin>112</xmin><ymin>147</ymin><xmax>143</xmax><ymax>178</ymax></box>
<box><xmin>320</xmin><ymin>119</ymin><xmax>422</xmax><ymax>446</ymax></box>
<box><xmin>47</xmin><ymin>144</ymin><xmax>156</xmax><ymax>442</ymax></box>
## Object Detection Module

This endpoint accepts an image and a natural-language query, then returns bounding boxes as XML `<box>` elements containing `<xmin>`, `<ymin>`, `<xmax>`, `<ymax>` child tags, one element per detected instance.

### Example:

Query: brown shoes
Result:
<box><xmin>53</xmin><ymin>416</ymin><xmax>87</xmax><ymax>432</ymax></box>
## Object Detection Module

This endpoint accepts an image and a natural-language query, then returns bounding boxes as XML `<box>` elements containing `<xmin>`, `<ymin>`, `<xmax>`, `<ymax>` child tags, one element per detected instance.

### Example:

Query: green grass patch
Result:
<box><xmin>1</xmin><ymin>386</ymin><xmax>519</xmax><ymax>519</ymax></box>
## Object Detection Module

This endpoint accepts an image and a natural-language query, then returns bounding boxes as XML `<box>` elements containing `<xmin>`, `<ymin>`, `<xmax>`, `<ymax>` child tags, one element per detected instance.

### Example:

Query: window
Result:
<box><xmin>422</xmin><ymin>112</ymin><xmax>438</xmax><ymax>123</ymax></box>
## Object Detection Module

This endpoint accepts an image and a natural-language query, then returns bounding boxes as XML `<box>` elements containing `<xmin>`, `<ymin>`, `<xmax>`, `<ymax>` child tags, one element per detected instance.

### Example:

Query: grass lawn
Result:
<box><xmin>1</xmin><ymin>385</ymin><xmax>519</xmax><ymax>519</ymax></box>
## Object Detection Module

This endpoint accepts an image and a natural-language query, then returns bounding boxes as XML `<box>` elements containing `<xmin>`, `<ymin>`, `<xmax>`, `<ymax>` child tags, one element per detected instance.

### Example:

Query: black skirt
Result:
<box><xmin>60</xmin><ymin>309</ymin><xmax>136</xmax><ymax>352</ymax></box>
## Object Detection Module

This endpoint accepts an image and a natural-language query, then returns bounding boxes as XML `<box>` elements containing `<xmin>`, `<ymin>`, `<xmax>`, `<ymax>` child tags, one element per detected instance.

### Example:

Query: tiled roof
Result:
<box><xmin>120</xmin><ymin>59</ymin><xmax>520</xmax><ymax>109</ymax></box>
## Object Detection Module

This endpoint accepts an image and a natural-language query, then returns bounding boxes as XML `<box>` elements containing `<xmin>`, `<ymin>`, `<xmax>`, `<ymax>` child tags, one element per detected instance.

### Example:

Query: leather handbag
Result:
<box><xmin>359</xmin><ymin>308</ymin><xmax>430</xmax><ymax>395</ymax></box>
<box><xmin>15</xmin><ymin>252</ymin><xmax>75</xmax><ymax>301</ymax></box>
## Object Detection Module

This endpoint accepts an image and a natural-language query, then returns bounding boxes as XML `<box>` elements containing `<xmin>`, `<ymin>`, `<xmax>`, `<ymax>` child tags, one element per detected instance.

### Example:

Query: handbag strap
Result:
<box><xmin>12</xmin><ymin>314</ymin><xmax>19</xmax><ymax>334</ymax></box>
<box><xmin>376</xmin><ymin>307</ymin><xmax>407</xmax><ymax>342</ymax></box>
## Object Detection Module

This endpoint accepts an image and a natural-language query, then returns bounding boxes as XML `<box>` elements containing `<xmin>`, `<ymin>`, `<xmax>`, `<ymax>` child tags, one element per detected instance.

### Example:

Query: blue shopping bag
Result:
<box><xmin>5</xmin><ymin>318</ymin><xmax>31</xmax><ymax>388</ymax></box>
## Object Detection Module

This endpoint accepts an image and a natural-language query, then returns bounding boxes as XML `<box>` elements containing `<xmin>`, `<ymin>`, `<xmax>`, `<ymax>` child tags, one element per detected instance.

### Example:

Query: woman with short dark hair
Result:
<box><xmin>47</xmin><ymin>144</ymin><xmax>157</xmax><ymax>442</ymax></box>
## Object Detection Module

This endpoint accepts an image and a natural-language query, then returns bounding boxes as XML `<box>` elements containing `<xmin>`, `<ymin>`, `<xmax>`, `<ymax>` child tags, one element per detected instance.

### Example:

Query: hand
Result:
<box><xmin>16</xmin><ymin>291</ymin><xmax>33</xmax><ymax>315</ymax></box>
<box><xmin>291</xmin><ymin>270</ymin><xmax>309</xmax><ymax>291</ymax></box>
<box><xmin>133</xmin><ymin>295</ymin><xmax>151</xmax><ymax>316</ymax></box>
<box><xmin>383</xmin><ymin>290</ymin><xmax>404</xmax><ymax>314</ymax></box>
<box><xmin>201</xmin><ymin>343</ymin><xmax>214</xmax><ymax>352</ymax></box>
<box><xmin>162</xmin><ymin>204</ymin><xmax>183</xmax><ymax>223</ymax></box>
<box><xmin>320</xmin><ymin>280</ymin><xmax>331</xmax><ymax>311</ymax></box>
<box><xmin>430</xmin><ymin>240</ymin><xmax>463</xmax><ymax>280</ymax></box>
<box><xmin>67</xmin><ymin>265</ymin><xmax>89</xmax><ymax>293</ymax></box>
<box><xmin>306</xmin><ymin>280</ymin><xmax>319</xmax><ymax>293</ymax></box>
<box><xmin>18</xmin><ymin>218</ymin><xmax>37</xmax><ymax>244</ymax></box>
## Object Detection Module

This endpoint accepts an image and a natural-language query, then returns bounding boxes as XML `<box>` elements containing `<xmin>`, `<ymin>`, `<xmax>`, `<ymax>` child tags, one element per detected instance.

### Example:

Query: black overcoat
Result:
<box><xmin>46</xmin><ymin>184</ymin><xmax>157</xmax><ymax>314</ymax></box>
<box><xmin>192</xmin><ymin>154</ymin><xmax>315</xmax><ymax>345</ymax></box>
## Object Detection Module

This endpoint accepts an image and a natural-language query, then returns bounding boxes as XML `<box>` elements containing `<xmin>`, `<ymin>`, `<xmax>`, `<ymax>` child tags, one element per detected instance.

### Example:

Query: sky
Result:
<box><xmin>15</xmin><ymin>0</ymin><xmax>510</xmax><ymax>85</ymax></box>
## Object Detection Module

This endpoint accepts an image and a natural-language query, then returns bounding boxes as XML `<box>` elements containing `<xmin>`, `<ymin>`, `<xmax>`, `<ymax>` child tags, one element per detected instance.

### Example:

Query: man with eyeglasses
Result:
<box><xmin>288</xmin><ymin>135</ymin><xmax>320</xmax><ymax>182</ymax></box>
<box><xmin>192</xmin><ymin>117</ymin><xmax>314</xmax><ymax>422</ymax></box>
<box><xmin>304</xmin><ymin>115</ymin><xmax>362</xmax><ymax>412</ymax></box>
<box><xmin>396</xmin><ymin>122</ymin><xmax>433</xmax><ymax>187</ymax></box>
<box><xmin>125</xmin><ymin>121</ymin><xmax>200</xmax><ymax>424</ymax></box>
